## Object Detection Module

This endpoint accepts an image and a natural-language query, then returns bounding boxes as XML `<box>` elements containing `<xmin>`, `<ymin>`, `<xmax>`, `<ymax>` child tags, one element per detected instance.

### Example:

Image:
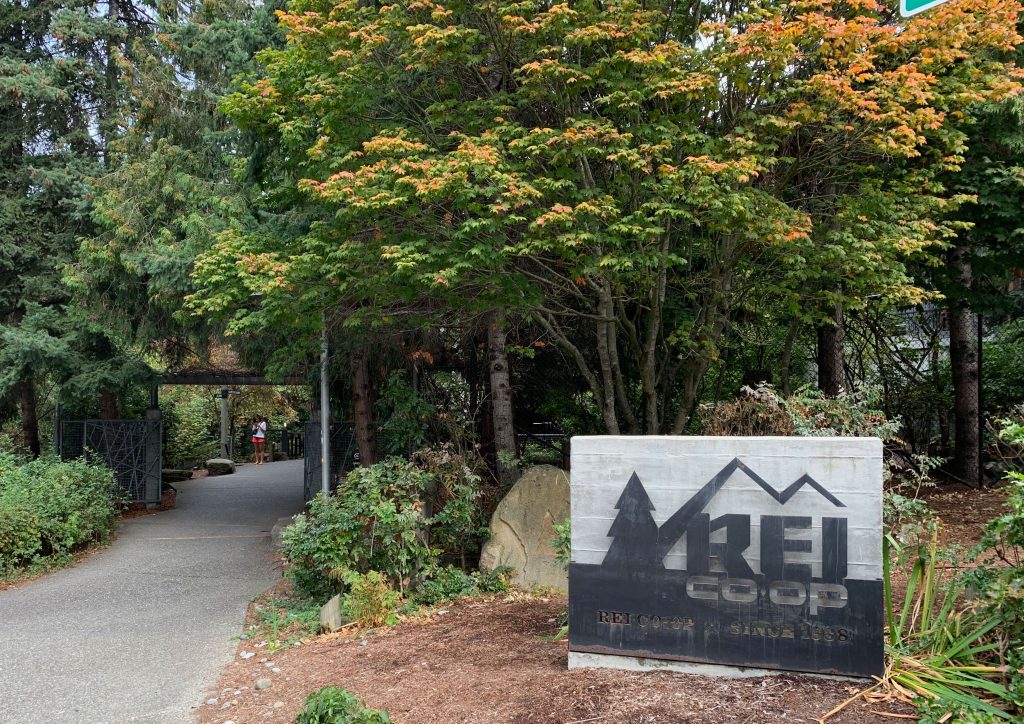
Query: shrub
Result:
<box><xmin>376</xmin><ymin>371</ymin><xmax>434</xmax><ymax>456</ymax></box>
<box><xmin>699</xmin><ymin>383</ymin><xmax>900</xmax><ymax>440</ymax></box>
<box><xmin>880</xmin><ymin>528</ymin><xmax>1018</xmax><ymax>720</ymax></box>
<box><xmin>961</xmin><ymin>472</ymin><xmax>1024</xmax><ymax>713</ymax></box>
<box><xmin>867</xmin><ymin>441</ymin><xmax>1024</xmax><ymax>720</ymax></box>
<box><xmin>991</xmin><ymin>409</ymin><xmax>1024</xmax><ymax>477</ymax></box>
<box><xmin>414</xmin><ymin>445</ymin><xmax>489</xmax><ymax>566</ymax></box>
<box><xmin>413</xmin><ymin>565</ymin><xmax>513</xmax><ymax>606</ymax></box>
<box><xmin>783</xmin><ymin>385</ymin><xmax>901</xmax><ymax>439</ymax></box>
<box><xmin>162</xmin><ymin>391</ymin><xmax>218</xmax><ymax>469</ymax></box>
<box><xmin>475</xmin><ymin>565</ymin><xmax>513</xmax><ymax>594</ymax></box>
<box><xmin>296</xmin><ymin>687</ymin><xmax>391</xmax><ymax>724</ymax></box>
<box><xmin>343</xmin><ymin>571</ymin><xmax>400</xmax><ymax>628</ymax></box>
<box><xmin>281</xmin><ymin>458</ymin><xmax>436</xmax><ymax>600</ymax></box>
<box><xmin>413</xmin><ymin>566</ymin><xmax>478</xmax><ymax>605</ymax></box>
<box><xmin>0</xmin><ymin>453</ymin><xmax>118</xmax><ymax>574</ymax></box>
<box><xmin>983</xmin><ymin>323</ymin><xmax>1024</xmax><ymax>412</ymax></box>
<box><xmin>552</xmin><ymin>517</ymin><xmax>571</xmax><ymax>570</ymax></box>
<box><xmin>698</xmin><ymin>385</ymin><xmax>795</xmax><ymax>436</ymax></box>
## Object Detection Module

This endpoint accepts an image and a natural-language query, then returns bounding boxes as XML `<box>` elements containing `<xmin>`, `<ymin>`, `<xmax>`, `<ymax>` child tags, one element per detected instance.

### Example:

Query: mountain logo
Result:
<box><xmin>601</xmin><ymin>458</ymin><xmax>848</xmax><ymax>580</ymax></box>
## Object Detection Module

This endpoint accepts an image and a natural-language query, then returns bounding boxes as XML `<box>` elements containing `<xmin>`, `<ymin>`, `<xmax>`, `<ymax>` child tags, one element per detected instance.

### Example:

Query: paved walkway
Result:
<box><xmin>0</xmin><ymin>460</ymin><xmax>305</xmax><ymax>724</ymax></box>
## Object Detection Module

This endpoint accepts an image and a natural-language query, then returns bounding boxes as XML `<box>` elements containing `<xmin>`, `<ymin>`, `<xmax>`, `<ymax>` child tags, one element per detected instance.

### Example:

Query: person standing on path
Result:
<box><xmin>251</xmin><ymin>416</ymin><xmax>267</xmax><ymax>464</ymax></box>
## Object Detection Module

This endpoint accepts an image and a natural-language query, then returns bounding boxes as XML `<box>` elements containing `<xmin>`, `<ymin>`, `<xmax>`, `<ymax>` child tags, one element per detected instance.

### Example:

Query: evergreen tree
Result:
<box><xmin>69</xmin><ymin>0</ymin><xmax>283</xmax><ymax>367</ymax></box>
<box><xmin>0</xmin><ymin>0</ymin><xmax>98</xmax><ymax>450</ymax></box>
<box><xmin>0</xmin><ymin>0</ymin><xmax>171</xmax><ymax>438</ymax></box>
<box><xmin>603</xmin><ymin>473</ymin><xmax>661</xmax><ymax>570</ymax></box>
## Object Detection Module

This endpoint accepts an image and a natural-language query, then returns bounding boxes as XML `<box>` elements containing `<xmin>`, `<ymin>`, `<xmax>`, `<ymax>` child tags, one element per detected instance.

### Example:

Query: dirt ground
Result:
<box><xmin>196</xmin><ymin>485</ymin><xmax>1012</xmax><ymax>724</ymax></box>
<box><xmin>926</xmin><ymin>484</ymin><xmax>1009</xmax><ymax>549</ymax></box>
<box><xmin>198</xmin><ymin>596</ymin><xmax>920</xmax><ymax>724</ymax></box>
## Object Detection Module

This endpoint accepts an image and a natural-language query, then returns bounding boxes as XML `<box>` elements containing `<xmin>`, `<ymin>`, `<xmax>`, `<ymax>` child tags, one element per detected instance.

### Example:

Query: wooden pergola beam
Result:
<box><xmin>160</xmin><ymin>373</ymin><xmax>306</xmax><ymax>386</ymax></box>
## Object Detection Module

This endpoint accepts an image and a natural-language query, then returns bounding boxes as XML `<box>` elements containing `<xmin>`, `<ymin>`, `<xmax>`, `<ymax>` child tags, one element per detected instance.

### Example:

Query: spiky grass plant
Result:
<box><xmin>822</xmin><ymin>525</ymin><xmax>1019</xmax><ymax>722</ymax></box>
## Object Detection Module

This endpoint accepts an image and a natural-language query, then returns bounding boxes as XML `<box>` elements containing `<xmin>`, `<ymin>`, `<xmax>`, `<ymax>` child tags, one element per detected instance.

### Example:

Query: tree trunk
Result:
<box><xmin>487</xmin><ymin>309</ymin><xmax>517</xmax><ymax>488</ymax></box>
<box><xmin>19</xmin><ymin>374</ymin><xmax>41</xmax><ymax>458</ymax></box>
<box><xmin>594</xmin><ymin>305</ymin><xmax>621</xmax><ymax>435</ymax></box>
<box><xmin>780</xmin><ymin>319</ymin><xmax>800</xmax><ymax>397</ymax></box>
<box><xmin>669</xmin><ymin>261</ymin><xmax>733</xmax><ymax>434</ymax></box>
<box><xmin>352</xmin><ymin>347</ymin><xmax>378</xmax><ymax>467</ymax></box>
<box><xmin>948</xmin><ymin>246</ymin><xmax>980</xmax><ymax>487</ymax></box>
<box><xmin>99</xmin><ymin>389</ymin><xmax>120</xmax><ymax>420</ymax></box>
<box><xmin>817</xmin><ymin>301</ymin><xmax>845</xmax><ymax>397</ymax></box>
<box><xmin>467</xmin><ymin>332</ymin><xmax>480</xmax><ymax>434</ymax></box>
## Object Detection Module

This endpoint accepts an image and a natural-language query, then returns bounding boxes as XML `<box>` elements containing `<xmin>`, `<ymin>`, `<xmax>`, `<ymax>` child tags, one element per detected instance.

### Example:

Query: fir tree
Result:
<box><xmin>603</xmin><ymin>472</ymin><xmax>662</xmax><ymax>570</ymax></box>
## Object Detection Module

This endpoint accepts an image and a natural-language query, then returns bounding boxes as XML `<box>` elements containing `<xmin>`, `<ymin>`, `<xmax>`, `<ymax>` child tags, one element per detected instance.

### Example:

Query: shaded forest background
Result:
<box><xmin>1</xmin><ymin>0</ymin><xmax>1022</xmax><ymax>490</ymax></box>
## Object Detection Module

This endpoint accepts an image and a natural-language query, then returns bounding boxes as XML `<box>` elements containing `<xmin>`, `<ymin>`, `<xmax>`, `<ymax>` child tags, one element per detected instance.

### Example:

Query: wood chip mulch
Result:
<box><xmin>196</xmin><ymin>594</ymin><xmax>914</xmax><ymax>724</ymax></box>
<box><xmin>196</xmin><ymin>485</ymin><xmax>1015</xmax><ymax>724</ymax></box>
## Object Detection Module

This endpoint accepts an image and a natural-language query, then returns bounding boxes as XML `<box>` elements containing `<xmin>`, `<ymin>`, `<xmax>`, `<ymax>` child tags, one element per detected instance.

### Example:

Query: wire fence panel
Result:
<box><xmin>59</xmin><ymin>419</ymin><xmax>162</xmax><ymax>504</ymax></box>
<box><xmin>303</xmin><ymin>422</ymin><xmax>360</xmax><ymax>502</ymax></box>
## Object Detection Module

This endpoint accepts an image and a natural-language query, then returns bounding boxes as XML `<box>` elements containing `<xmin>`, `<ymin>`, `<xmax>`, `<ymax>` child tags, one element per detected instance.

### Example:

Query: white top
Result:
<box><xmin>253</xmin><ymin>421</ymin><xmax>266</xmax><ymax>439</ymax></box>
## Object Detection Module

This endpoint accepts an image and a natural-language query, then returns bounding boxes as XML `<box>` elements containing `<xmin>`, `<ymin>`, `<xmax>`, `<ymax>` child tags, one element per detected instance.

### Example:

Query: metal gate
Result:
<box><xmin>301</xmin><ymin>423</ymin><xmax>415</xmax><ymax>502</ymax></box>
<box><xmin>302</xmin><ymin>422</ymin><xmax>359</xmax><ymax>502</ymax></box>
<box><xmin>58</xmin><ymin>419</ymin><xmax>162</xmax><ymax>504</ymax></box>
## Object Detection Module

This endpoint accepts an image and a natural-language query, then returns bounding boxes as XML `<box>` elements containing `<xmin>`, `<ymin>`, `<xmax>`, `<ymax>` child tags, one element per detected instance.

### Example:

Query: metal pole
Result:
<box><xmin>54</xmin><ymin>400</ymin><xmax>62</xmax><ymax>457</ymax></box>
<box><xmin>320</xmin><ymin>311</ymin><xmax>331</xmax><ymax>497</ymax></box>
<box><xmin>220</xmin><ymin>388</ymin><xmax>230</xmax><ymax>459</ymax></box>
<box><xmin>978</xmin><ymin>312</ymin><xmax>984</xmax><ymax>486</ymax></box>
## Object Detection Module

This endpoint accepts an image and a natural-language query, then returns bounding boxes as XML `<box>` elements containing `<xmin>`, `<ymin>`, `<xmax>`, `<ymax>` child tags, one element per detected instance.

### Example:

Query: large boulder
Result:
<box><xmin>320</xmin><ymin>594</ymin><xmax>344</xmax><ymax>633</ymax></box>
<box><xmin>205</xmin><ymin>458</ymin><xmax>235</xmax><ymax>476</ymax></box>
<box><xmin>479</xmin><ymin>465</ymin><xmax>569</xmax><ymax>591</ymax></box>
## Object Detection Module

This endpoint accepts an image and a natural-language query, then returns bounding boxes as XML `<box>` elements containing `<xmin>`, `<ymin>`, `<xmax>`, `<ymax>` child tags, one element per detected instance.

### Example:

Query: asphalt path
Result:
<box><xmin>0</xmin><ymin>460</ymin><xmax>305</xmax><ymax>723</ymax></box>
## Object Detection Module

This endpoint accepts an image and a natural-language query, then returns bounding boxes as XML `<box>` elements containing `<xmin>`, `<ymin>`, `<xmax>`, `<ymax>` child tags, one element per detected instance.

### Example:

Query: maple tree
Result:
<box><xmin>192</xmin><ymin>0</ymin><xmax>1021</xmax><ymax>438</ymax></box>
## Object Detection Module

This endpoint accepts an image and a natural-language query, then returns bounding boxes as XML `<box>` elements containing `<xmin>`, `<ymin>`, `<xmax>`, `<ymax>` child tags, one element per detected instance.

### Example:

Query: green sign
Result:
<box><xmin>901</xmin><ymin>0</ymin><xmax>951</xmax><ymax>17</ymax></box>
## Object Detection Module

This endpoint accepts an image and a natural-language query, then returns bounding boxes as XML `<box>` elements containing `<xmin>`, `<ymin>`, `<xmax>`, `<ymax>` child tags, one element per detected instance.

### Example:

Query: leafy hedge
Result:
<box><xmin>0</xmin><ymin>454</ymin><xmax>119</xmax><ymax>575</ymax></box>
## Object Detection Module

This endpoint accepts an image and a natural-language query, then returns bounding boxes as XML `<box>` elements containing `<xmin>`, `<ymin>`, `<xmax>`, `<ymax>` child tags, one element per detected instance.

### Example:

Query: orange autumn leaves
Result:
<box><xmin>211</xmin><ymin>0</ymin><xmax>1022</xmax><ymax>317</ymax></box>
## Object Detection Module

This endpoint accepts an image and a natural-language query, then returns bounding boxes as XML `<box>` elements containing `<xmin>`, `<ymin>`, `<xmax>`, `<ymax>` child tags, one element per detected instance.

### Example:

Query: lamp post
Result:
<box><xmin>320</xmin><ymin>309</ymin><xmax>330</xmax><ymax>498</ymax></box>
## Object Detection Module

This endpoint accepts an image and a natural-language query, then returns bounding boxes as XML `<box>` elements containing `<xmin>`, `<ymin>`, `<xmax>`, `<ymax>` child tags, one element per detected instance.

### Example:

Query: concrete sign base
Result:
<box><xmin>568</xmin><ymin>651</ymin><xmax>866</xmax><ymax>681</ymax></box>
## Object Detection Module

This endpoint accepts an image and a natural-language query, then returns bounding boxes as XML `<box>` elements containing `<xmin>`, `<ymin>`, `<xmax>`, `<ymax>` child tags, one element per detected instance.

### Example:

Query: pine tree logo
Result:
<box><xmin>602</xmin><ymin>472</ymin><xmax>663</xmax><ymax>569</ymax></box>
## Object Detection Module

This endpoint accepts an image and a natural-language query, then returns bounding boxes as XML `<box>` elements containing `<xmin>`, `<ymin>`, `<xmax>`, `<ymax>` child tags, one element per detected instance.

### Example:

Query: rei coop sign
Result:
<box><xmin>568</xmin><ymin>436</ymin><xmax>884</xmax><ymax>678</ymax></box>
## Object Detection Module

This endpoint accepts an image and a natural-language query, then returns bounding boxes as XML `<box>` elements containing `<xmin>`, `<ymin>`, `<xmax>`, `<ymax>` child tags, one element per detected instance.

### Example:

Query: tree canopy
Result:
<box><xmin>0</xmin><ymin>0</ymin><xmax>1021</xmax><ymax>490</ymax></box>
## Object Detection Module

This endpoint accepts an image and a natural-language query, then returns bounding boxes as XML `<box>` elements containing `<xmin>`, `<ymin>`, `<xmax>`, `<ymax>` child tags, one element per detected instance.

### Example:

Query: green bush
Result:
<box><xmin>0</xmin><ymin>453</ymin><xmax>119</xmax><ymax>574</ymax></box>
<box><xmin>552</xmin><ymin>517</ymin><xmax>571</xmax><ymax>570</ymax></box>
<box><xmin>414</xmin><ymin>445</ymin><xmax>488</xmax><ymax>565</ymax></box>
<box><xmin>343</xmin><ymin>571</ymin><xmax>400</xmax><ymax>628</ymax></box>
<box><xmin>984</xmin><ymin>323</ymin><xmax>1024</xmax><ymax>412</ymax></box>
<box><xmin>412</xmin><ymin>565</ymin><xmax>512</xmax><ymax>606</ymax></box>
<box><xmin>296</xmin><ymin>687</ymin><xmax>391</xmax><ymax>724</ymax></box>
<box><xmin>281</xmin><ymin>458</ymin><xmax>436</xmax><ymax>600</ymax></box>
<box><xmin>960</xmin><ymin>473</ymin><xmax>1024</xmax><ymax>713</ymax></box>
<box><xmin>161</xmin><ymin>391</ymin><xmax>219</xmax><ymax>469</ymax></box>
<box><xmin>376</xmin><ymin>371</ymin><xmax>434</xmax><ymax>456</ymax></box>
<box><xmin>783</xmin><ymin>385</ymin><xmax>901</xmax><ymax>440</ymax></box>
<box><xmin>414</xmin><ymin>566</ymin><xmax>479</xmax><ymax>605</ymax></box>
